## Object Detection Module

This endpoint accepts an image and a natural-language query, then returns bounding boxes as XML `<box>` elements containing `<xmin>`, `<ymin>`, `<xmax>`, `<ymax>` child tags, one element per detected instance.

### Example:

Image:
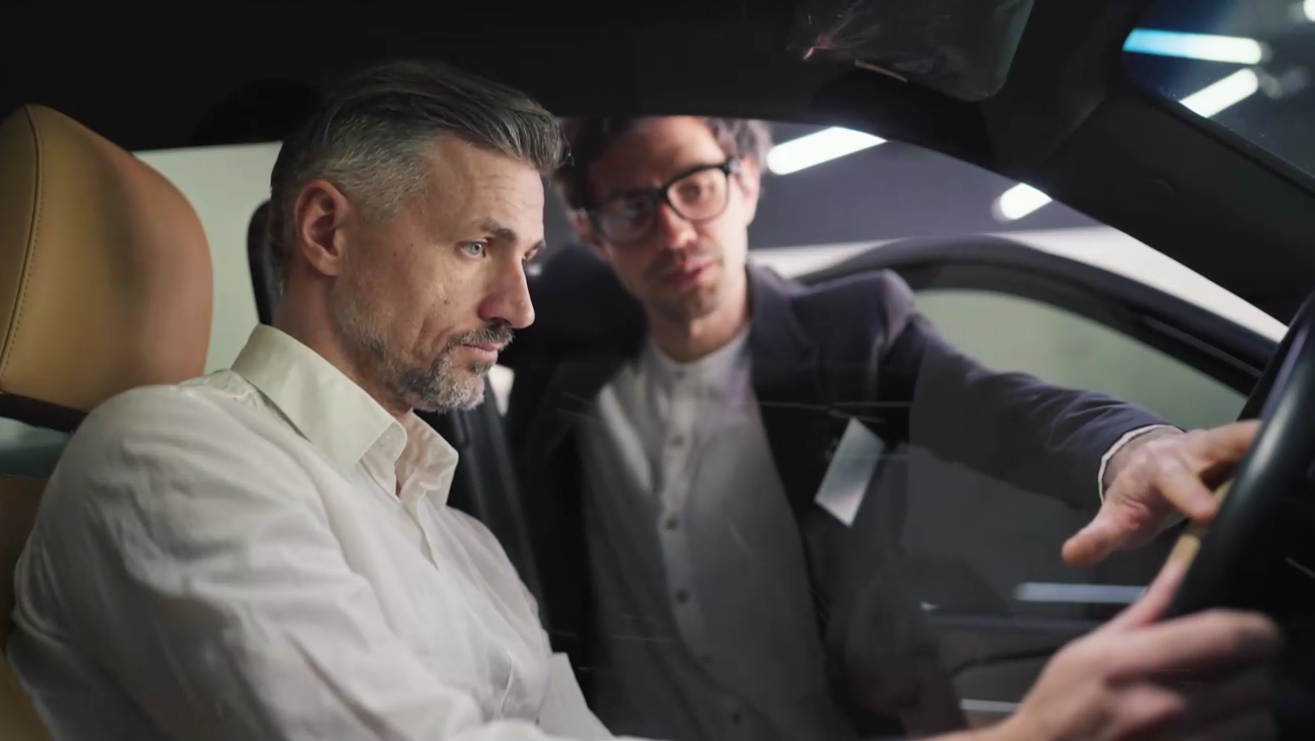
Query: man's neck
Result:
<box><xmin>647</xmin><ymin>284</ymin><xmax>751</xmax><ymax>364</ymax></box>
<box><xmin>273</xmin><ymin>298</ymin><xmax>410</xmax><ymax>420</ymax></box>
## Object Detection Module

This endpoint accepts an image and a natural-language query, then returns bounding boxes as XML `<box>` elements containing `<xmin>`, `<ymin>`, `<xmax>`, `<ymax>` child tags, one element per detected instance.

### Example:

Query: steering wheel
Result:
<box><xmin>1164</xmin><ymin>293</ymin><xmax>1315</xmax><ymax>737</ymax></box>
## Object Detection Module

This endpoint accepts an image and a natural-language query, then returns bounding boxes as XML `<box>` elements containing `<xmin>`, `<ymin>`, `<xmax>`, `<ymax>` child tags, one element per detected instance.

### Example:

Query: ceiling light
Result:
<box><xmin>1180</xmin><ymin>68</ymin><xmax>1261</xmax><ymax>117</ymax></box>
<box><xmin>1123</xmin><ymin>29</ymin><xmax>1267</xmax><ymax>64</ymax></box>
<box><xmin>766</xmin><ymin>127</ymin><xmax>886</xmax><ymax>175</ymax></box>
<box><xmin>1305</xmin><ymin>0</ymin><xmax>1315</xmax><ymax>22</ymax></box>
<box><xmin>993</xmin><ymin>184</ymin><xmax>1052</xmax><ymax>222</ymax></box>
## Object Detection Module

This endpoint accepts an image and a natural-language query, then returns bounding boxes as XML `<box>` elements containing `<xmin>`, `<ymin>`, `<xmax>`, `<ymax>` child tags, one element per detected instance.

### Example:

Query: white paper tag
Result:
<box><xmin>813</xmin><ymin>417</ymin><xmax>884</xmax><ymax>527</ymax></box>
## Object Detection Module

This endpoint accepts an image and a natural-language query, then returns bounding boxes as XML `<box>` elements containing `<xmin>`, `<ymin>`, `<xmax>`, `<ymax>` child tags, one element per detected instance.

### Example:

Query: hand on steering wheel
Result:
<box><xmin>1063</xmin><ymin>421</ymin><xmax>1261</xmax><ymax>568</ymax></box>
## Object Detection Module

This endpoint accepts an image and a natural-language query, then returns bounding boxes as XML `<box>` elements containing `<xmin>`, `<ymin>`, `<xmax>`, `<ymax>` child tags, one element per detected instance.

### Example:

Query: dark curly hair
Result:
<box><xmin>552</xmin><ymin>117</ymin><xmax>772</xmax><ymax>211</ymax></box>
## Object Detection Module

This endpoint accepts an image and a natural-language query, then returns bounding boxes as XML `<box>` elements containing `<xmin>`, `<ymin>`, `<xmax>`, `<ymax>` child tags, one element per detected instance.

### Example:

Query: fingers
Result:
<box><xmin>1176</xmin><ymin>668</ymin><xmax>1273</xmax><ymax>731</ymax></box>
<box><xmin>1072</xmin><ymin>421</ymin><xmax>1261</xmax><ymax>567</ymax></box>
<box><xmin>1142</xmin><ymin>421</ymin><xmax>1259</xmax><ymax>522</ymax></box>
<box><xmin>1062</xmin><ymin>518</ymin><xmax>1115</xmax><ymax>567</ymax></box>
<box><xmin>1193</xmin><ymin>420</ymin><xmax>1262</xmax><ymax>473</ymax></box>
<box><xmin>1108</xmin><ymin>610</ymin><xmax>1280</xmax><ymax>680</ymax></box>
<box><xmin>1103</xmin><ymin>684</ymin><xmax>1188</xmax><ymax>739</ymax></box>
<box><xmin>1063</xmin><ymin>509</ymin><xmax>1157</xmax><ymax>567</ymax></box>
<box><xmin>1141</xmin><ymin>448</ymin><xmax>1219</xmax><ymax>522</ymax></box>
<box><xmin>1104</xmin><ymin>559</ymin><xmax>1185</xmax><ymax>630</ymax></box>
<box><xmin>1111</xmin><ymin>672</ymin><xmax>1274</xmax><ymax>741</ymax></box>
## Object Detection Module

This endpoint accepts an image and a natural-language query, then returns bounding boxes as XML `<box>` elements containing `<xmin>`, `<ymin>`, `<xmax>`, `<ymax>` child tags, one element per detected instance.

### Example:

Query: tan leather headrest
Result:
<box><xmin>0</xmin><ymin>105</ymin><xmax>213</xmax><ymax>413</ymax></box>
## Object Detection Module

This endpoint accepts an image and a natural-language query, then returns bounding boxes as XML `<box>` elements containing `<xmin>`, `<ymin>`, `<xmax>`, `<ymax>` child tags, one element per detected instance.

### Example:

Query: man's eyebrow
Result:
<box><xmin>480</xmin><ymin>220</ymin><xmax>519</xmax><ymax>242</ymax></box>
<box><xmin>481</xmin><ymin>219</ymin><xmax>546</xmax><ymax>252</ymax></box>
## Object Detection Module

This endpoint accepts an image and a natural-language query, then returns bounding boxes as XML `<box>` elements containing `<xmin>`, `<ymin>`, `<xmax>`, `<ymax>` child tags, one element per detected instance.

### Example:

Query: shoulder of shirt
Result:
<box><xmin>63</xmin><ymin>371</ymin><xmax>291</xmax><ymax>472</ymax></box>
<box><xmin>79</xmin><ymin>371</ymin><xmax>265</xmax><ymax>431</ymax></box>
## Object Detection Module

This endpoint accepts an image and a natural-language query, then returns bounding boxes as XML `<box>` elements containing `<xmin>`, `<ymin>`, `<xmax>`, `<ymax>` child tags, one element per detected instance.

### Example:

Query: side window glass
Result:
<box><xmin>915</xmin><ymin>289</ymin><xmax>1245</xmax><ymax>429</ymax></box>
<box><xmin>893</xmin><ymin>288</ymin><xmax>1244</xmax><ymax>626</ymax></box>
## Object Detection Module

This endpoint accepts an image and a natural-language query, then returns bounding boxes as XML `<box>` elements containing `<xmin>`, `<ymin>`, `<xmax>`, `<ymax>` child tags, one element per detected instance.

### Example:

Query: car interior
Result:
<box><xmin>0</xmin><ymin>104</ymin><xmax>216</xmax><ymax>739</ymax></box>
<box><xmin>4</xmin><ymin>0</ymin><xmax>1315</xmax><ymax>738</ymax></box>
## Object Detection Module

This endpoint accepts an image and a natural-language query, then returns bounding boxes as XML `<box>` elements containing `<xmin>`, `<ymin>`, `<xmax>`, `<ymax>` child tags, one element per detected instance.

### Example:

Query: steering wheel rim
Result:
<box><xmin>1167</xmin><ymin>291</ymin><xmax>1315</xmax><ymax>618</ymax></box>
<box><xmin>1164</xmin><ymin>292</ymin><xmax>1315</xmax><ymax>738</ymax></box>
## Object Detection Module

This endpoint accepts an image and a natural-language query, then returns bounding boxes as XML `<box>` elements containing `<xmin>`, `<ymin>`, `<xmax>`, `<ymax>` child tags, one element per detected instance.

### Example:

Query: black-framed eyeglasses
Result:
<box><xmin>584</xmin><ymin>158</ymin><xmax>741</xmax><ymax>246</ymax></box>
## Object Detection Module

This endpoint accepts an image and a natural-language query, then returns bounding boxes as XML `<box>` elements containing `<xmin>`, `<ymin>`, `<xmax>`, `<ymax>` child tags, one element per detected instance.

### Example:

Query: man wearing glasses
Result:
<box><xmin>498</xmin><ymin>117</ymin><xmax>1264</xmax><ymax>741</ymax></box>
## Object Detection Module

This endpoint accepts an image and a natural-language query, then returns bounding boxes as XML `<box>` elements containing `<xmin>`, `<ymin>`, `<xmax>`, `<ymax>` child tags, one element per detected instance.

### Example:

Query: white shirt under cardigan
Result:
<box><xmin>580</xmin><ymin>328</ymin><xmax>1165</xmax><ymax>741</ymax></box>
<box><xmin>9</xmin><ymin>325</ymin><xmax>631</xmax><ymax>741</ymax></box>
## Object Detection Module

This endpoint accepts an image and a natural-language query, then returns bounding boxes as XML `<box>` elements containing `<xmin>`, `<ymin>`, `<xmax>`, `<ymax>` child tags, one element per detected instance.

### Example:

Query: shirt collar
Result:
<box><xmin>643</xmin><ymin>325</ymin><xmax>751</xmax><ymax>394</ymax></box>
<box><xmin>231</xmin><ymin>326</ymin><xmax>459</xmax><ymax>503</ymax></box>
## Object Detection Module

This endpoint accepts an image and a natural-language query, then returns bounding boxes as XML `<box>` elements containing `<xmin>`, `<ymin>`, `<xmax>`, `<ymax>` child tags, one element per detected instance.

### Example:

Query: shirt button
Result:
<box><xmin>663</xmin><ymin>515</ymin><xmax>679</xmax><ymax>530</ymax></box>
<box><xmin>730</xmin><ymin>710</ymin><xmax>743</xmax><ymax>725</ymax></box>
<box><xmin>674</xmin><ymin>589</ymin><xmax>690</xmax><ymax>604</ymax></box>
<box><xmin>669</xmin><ymin>434</ymin><xmax>686</xmax><ymax>448</ymax></box>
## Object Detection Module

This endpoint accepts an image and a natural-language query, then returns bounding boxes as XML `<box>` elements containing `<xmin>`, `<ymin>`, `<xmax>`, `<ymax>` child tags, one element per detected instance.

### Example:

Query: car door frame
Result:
<box><xmin>799</xmin><ymin>234</ymin><xmax>1275</xmax><ymax>395</ymax></box>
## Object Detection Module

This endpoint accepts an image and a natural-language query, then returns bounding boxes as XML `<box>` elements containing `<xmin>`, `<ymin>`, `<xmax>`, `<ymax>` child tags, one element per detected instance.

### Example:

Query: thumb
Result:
<box><xmin>1062</xmin><ymin>513</ymin><xmax>1122</xmax><ymax>567</ymax></box>
<box><xmin>1104</xmin><ymin>559</ymin><xmax>1187</xmax><ymax>632</ymax></box>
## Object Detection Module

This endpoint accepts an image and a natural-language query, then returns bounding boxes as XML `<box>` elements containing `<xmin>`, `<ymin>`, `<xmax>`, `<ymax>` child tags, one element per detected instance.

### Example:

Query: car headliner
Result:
<box><xmin>3</xmin><ymin>0</ymin><xmax>1313</xmax><ymax>324</ymax></box>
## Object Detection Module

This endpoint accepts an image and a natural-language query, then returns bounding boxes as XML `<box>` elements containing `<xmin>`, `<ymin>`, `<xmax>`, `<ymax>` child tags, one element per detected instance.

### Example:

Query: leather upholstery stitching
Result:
<box><xmin>0</xmin><ymin>107</ymin><xmax>44</xmax><ymax>384</ymax></box>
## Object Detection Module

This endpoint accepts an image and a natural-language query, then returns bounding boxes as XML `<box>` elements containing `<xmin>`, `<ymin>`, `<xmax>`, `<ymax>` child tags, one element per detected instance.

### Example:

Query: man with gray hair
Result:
<box><xmin>10</xmin><ymin>59</ymin><xmax>610</xmax><ymax>741</ymax></box>
<box><xmin>9</xmin><ymin>62</ymin><xmax>1280</xmax><ymax>741</ymax></box>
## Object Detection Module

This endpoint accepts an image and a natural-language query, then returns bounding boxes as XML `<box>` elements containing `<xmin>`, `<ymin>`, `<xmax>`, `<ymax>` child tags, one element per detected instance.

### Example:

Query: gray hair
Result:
<box><xmin>267</xmin><ymin>59</ymin><xmax>565</xmax><ymax>290</ymax></box>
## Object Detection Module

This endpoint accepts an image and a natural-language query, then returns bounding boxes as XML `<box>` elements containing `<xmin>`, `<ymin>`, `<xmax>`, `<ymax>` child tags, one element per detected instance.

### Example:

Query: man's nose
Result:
<box><xmin>651</xmin><ymin>201</ymin><xmax>697</xmax><ymax>250</ymax></box>
<box><xmin>479</xmin><ymin>262</ymin><xmax>535</xmax><ymax>330</ymax></box>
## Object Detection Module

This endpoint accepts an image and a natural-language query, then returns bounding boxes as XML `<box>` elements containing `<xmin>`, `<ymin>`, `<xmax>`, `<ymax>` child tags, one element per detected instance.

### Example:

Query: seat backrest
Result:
<box><xmin>246</xmin><ymin>201</ymin><xmax>278</xmax><ymax>325</ymax></box>
<box><xmin>0</xmin><ymin>104</ymin><xmax>214</xmax><ymax>739</ymax></box>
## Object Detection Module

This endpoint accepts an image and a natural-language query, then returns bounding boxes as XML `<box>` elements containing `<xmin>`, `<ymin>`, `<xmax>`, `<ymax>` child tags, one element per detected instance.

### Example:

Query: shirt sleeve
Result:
<box><xmin>26</xmin><ymin>386</ymin><xmax>644</xmax><ymax>741</ymax></box>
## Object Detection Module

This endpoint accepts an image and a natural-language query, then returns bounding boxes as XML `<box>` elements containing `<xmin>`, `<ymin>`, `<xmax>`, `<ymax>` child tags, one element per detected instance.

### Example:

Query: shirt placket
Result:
<box><xmin>403</xmin><ymin>488</ymin><xmax>441</xmax><ymax>567</ymax></box>
<box><xmin>656</xmin><ymin>370</ymin><xmax>718</xmax><ymax>672</ymax></box>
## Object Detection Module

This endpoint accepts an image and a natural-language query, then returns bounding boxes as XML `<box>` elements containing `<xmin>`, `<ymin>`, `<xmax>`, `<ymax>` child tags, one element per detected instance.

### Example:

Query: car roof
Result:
<box><xmin>4</xmin><ymin>0</ymin><xmax>1313</xmax><ymax>321</ymax></box>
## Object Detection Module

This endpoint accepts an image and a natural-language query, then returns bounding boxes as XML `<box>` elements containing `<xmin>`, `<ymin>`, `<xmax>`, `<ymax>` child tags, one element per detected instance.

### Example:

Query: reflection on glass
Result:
<box><xmin>1125</xmin><ymin>0</ymin><xmax>1315</xmax><ymax>178</ymax></box>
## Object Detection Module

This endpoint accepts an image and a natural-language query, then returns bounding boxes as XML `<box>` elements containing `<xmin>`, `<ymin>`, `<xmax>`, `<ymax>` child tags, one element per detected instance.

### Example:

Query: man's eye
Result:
<box><xmin>460</xmin><ymin>242</ymin><xmax>487</xmax><ymax>258</ymax></box>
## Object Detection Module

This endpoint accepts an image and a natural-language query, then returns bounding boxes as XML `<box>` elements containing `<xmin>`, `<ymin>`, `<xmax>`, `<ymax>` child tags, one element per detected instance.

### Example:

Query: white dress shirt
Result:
<box><xmin>8</xmin><ymin>325</ymin><xmax>631</xmax><ymax>741</ymax></box>
<box><xmin>579</xmin><ymin>330</ymin><xmax>856</xmax><ymax>741</ymax></box>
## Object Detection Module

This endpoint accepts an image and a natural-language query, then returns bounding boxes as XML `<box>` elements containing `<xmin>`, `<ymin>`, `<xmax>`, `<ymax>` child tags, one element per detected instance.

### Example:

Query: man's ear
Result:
<box><xmin>292</xmin><ymin>179</ymin><xmax>354</xmax><ymax>280</ymax></box>
<box><xmin>736</xmin><ymin>156</ymin><xmax>763</xmax><ymax>226</ymax></box>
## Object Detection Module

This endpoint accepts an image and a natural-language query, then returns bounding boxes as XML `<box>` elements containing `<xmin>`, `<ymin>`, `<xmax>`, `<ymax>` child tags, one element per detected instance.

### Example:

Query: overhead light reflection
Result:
<box><xmin>766</xmin><ymin>127</ymin><xmax>886</xmax><ymax>175</ymax></box>
<box><xmin>993</xmin><ymin>184</ymin><xmax>1052</xmax><ymax>222</ymax></box>
<box><xmin>1123</xmin><ymin>29</ymin><xmax>1267</xmax><ymax>65</ymax></box>
<box><xmin>1180</xmin><ymin>68</ymin><xmax>1261</xmax><ymax>117</ymax></box>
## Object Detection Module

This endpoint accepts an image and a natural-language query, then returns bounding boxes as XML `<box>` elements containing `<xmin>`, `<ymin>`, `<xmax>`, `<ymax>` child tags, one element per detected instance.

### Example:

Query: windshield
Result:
<box><xmin>1125</xmin><ymin>0</ymin><xmax>1315</xmax><ymax>179</ymax></box>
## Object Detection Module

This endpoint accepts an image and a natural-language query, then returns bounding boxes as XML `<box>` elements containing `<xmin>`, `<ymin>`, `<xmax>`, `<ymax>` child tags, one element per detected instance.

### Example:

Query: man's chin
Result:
<box><xmin>652</xmin><ymin>285</ymin><xmax>720</xmax><ymax>323</ymax></box>
<box><xmin>413</xmin><ymin>369</ymin><xmax>488</xmax><ymax>413</ymax></box>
